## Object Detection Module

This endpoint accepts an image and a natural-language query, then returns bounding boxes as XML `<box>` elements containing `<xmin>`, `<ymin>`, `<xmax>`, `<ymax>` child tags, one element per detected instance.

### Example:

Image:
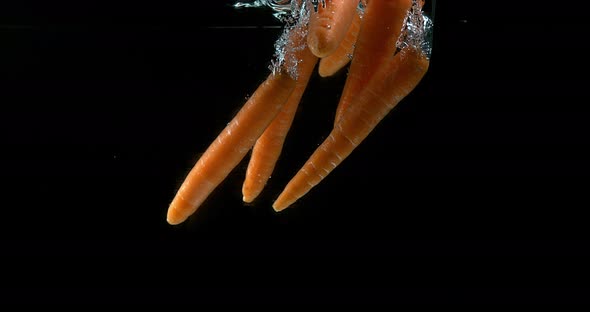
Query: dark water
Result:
<box><xmin>2</xmin><ymin>1</ymin><xmax>589</xmax><ymax>303</ymax></box>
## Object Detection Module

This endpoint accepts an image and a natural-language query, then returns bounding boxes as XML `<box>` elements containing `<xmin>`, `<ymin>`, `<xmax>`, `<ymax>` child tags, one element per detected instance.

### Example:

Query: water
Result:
<box><xmin>268</xmin><ymin>0</ymin><xmax>312</xmax><ymax>78</ymax></box>
<box><xmin>397</xmin><ymin>0</ymin><xmax>435</xmax><ymax>59</ymax></box>
<box><xmin>234</xmin><ymin>0</ymin><xmax>294</xmax><ymax>21</ymax></box>
<box><xmin>234</xmin><ymin>0</ymin><xmax>436</xmax><ymax>63</ymax></box>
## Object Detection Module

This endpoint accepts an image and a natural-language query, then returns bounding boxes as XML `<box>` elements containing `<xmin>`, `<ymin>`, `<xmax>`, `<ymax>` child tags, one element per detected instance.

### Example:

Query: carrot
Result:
<box><xmin>166</xmin><ymin>11</ymin><xmax>320</xmax><ymax>224</ymax></box>
<box><xmin>318</xmin><ymin>11</ymin><xmax>361</xmax><ymax>77</ymax></box>
<box><xmin>167</xmin><ymin>71</ymin><xmax>296</xmax><ymax>225</ymax></box>
<box><xmin>307</xmin><ymin>0</ymin><xmax>359</xmax><ymax>58</ymax></box>
<box><xmin>242</xmin><ymin>38</ymin><xmax>319</xmax><ymax>203</ymax></box>
<box><xmin>272</xmin><ymin>46</ymin><xmax>429</xmax><ymax>211</ymax></box>
<box><xmin>333</xmin><ymin>0</ymin><xmax>412</xmax><ymax>124</ymax></box>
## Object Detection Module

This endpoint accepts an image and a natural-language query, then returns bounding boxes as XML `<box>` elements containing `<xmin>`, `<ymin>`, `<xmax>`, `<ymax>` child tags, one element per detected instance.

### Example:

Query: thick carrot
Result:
<box><xmin>334</xmin><ymin>0</ymin><xmax>412</xmax><ymax>124</ymax></box>
<box><xmin>242</xmin><ymin>40</ymin><xmax>319</xmax><ymax>203</ymax></box>
<box><xmin>273</xmin><ymin>46</ymin><xmax>429</xmax><ymax>211</ymax></box>
<box><xmin>318</xmin><ymin>11</ymin><xmax>361</xmax><ymax>77</ymax></box>
<box><xmin>167</xmin><ymin>71</ymin><xmax>295</xmax><ymax>225</ymax></box>
<box><xmin>307</xmin><ymin>0</ymin><xmax>359</xmax><ymax>58</ymax></box>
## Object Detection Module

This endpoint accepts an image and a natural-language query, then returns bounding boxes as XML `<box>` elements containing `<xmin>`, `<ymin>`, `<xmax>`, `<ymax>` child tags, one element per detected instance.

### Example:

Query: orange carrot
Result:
<box><xmin>242</xmin><ymin>39</ymin><xmax>319</xmax><ymax>203</ymax></box>
<box><xmin>334</xmin><ymin>0</ymin><xmax>412</xmax><ymax>124</ymax></box>
<box><xmin>167</xmin><ymin>72</ymin><xmax>295</xmax><ymax>225</ymax></box>
<box><xmin>273</xmin><ymin>46</ymin><xmax>429</xmax><ymax>211</ymax></box>
<box><xmin>318</xmin><ymin>11</ymin><xmax>361</xmax><ymax>77</ymax></box>
<box><xmin>307</xmin><ymin>0</ymin><xmax>359</xmax><ymax>58</ymax></box>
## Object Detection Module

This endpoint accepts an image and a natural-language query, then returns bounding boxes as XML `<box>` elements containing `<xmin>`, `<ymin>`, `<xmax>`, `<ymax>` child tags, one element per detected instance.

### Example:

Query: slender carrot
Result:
<box><xmin>273</xmin><ymin>46</ymin><xmax>429</xmax><ymax>211</ymax></box>
<box><xmin>307</xmin><ymin>0</ymin><xmax>359</xmax><ymax>58</ymax></box>
<box><xmin>318</xmin><ymin>11</ymin><xmax>361</xmax><ymax>77</ymax></box>
<box><xmin>167</xmin><ymin>72</ymin><xmax>295</xmax><ymax>225</ymax></box>
<box><xmin>333</xmin><ymin>0</ymin><xmax>412</xmax><ymax>124</ymax></box>
<box><xmin>242</xmin><ymin>38</ymin><xmax>319</xmax><ymax>203</ymax></box>
<box><xmin>166</xmin><ymin>10</ymin><xmax>321</xmax><ymax>224</ymax></box>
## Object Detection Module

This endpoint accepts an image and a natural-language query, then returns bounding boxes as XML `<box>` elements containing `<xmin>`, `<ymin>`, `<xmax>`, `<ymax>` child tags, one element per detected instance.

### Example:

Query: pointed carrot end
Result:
<box><xmin>308</xmin><ymin>32</ymin><xmax>337</xmax><ymax>59</ymax></box>
<box><xmin>242</xmin><ymin>194</ymin><xmax>255</xmax><ymax>204</ymax></box>
<box><xmin>242</xmin><ymin>183</ymin><xmax>263</xmax><ymax>204</ymax></box>
<box><xmin>166</xmin><ymin>207</ymin><xmax>185</xmax><ymax>225</ymax></box>
<box><xmin>272</xmin><ymin>193</ymin><xmax>293</xmax><ymax>212</ymax></box>
<box><xmin>318</xmin><ymin>60</ymin><xmax>333</xmax><ymax>78</ymax></box>
<box><xmin>166</xmin><ymin>196</ymin><xmax>195</xmax><ymax>225</ymax></box>
<box><xmin>272</xmin><ymin>201</ymin><xmax>287</xmax><ymax>212</ymax></box>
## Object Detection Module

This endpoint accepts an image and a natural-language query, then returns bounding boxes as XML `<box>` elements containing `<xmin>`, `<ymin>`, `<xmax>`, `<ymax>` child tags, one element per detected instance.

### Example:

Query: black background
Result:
<box><xmin>2</xmin><ymin>1</ymin><xmax>589</xmax><ymax>304</ymax></box>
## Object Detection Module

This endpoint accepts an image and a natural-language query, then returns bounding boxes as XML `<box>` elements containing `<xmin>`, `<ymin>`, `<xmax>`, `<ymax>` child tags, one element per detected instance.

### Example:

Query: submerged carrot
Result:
<box><xmin>167</xmin><ymin>72</ymin><xmax>295</xmax><ymax>225</ymax></box>
<box><xmin>242</xmin><ymin>34</ymin><xmax>319</xmax><ymax>203</ymax></box>
<box><xmin>307</xmin><ymin>0</ymin><xmax>359</xmax><ymax>58</ymax></box>
<box><xmin>334</xmin><ymin>0</ymin><xmax>412</xmax><ymax>124</ymax></box>
<box><xmin>273</xmin><ymin>46</ymin><xmax>430</xmax><ymax>211</ymax></box>
<box><xmin>318</xmin><ymin>11</ymin><xmax>361</xmax><ymax>77</ymax></box>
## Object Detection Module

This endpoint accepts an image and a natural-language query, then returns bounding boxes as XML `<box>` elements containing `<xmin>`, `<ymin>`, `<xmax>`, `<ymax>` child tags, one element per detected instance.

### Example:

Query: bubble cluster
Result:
<box><xmin>268</xmin><ymin>0</ymin><xmax>311</xmax><ymax>79</ymax></box>
<box><xmin>235</xmin><ymin>0</ymin><xmax>435</xmax><ymax>72</ymax></box>
<box><xmin>234</xmin><ymin>0</ymin><xmax>294</xmax><ymax>21</ymax></box>
<box><xmin>396</xmin><ymin>0</ymin><xmax>434</xmax><ymax>59</ymax></box>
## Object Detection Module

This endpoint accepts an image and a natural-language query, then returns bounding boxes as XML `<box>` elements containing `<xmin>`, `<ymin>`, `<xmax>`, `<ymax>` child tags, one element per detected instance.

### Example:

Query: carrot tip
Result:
<box><xmin>318</xmin><ymin>65</ymin><xmax>332</xmax><ymax>78</ymax></box>
<box><xmin>243</xmin><ymin>185</ymin><xmax>263</xmax><ymax>203</ymax></box>
<box><xmin>308</xmin><ymin>33</ymin><xmax>337</xmax><ymax>59</ymax></box>
<box><xmin>166</xmin><ymin>209</ymin><xmax>185</xmax><ymax>225</ymax></box>
<box><xmin>272</xmin><ymin>200</ymin><xmax>289</xmax><ymax>212</ymax></box>
<box><xmin>242</xmin><ymin>194</ymin><xmax>254</xmax><ymax>203</ymax></box>
<box><xmin>166</xmin><ymin>197</ymin><xmax>193</xmax><ymax>225</ymax></box>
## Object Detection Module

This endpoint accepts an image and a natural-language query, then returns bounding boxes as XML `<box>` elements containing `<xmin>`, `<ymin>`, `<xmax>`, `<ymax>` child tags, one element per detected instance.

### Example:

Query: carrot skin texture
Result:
<box><xmin>242</xmin><ymin>50</ymin><xmax>318</xmax><ymax>203</ymax></box>
<box><xmin>167</xmin><ymin>72</ymin><xmax>296</xmax><ymax>225</ymax></box>
<box><xmin>242</xmin><ymin>17</ymin><xmax>319</xmax><ymax>203</ymax></box>
<box><xmin>334</xmin><ymin>0</ymin><xmax>412</xmax><ymax>124</ymax></box>
<box><xmin>273</xmin><ymin>47</ymin><xmax>430</xmax><ymax>211</ymax></box>
<box><xmin>318</xmin><ymin>11</ymin><xmax>361</xmax><ymax>77</ymax></box>
<box><xmin>307</xmin><ymin>0</ymin><xmax>359</xmax><ymax>58</ymax></box>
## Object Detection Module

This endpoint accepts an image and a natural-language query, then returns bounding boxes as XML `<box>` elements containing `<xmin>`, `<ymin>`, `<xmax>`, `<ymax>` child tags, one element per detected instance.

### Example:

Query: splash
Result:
<box><xmin>268</xmin><ymin>0</ymin><xmax>311</xmax><ymax>79</ymax></box>
<box><xmin>234</xmin><ymin>0</ymin><xmax>294</xmax><ymax>21</ymax></box>
<box><xmin>234</xmin><ymin>1</ymin><xmax>311</xmax><ymax>79</ymax></box>
<box><xmin>234</xmin><ymin>0</ymin><xmax>435</xmax><ymax>73</ymax></box>
<box><xmin>396</xmin><ymin>0</ymin><xmax>434</xmax><ymax>59</ymax></box>
<box><xmin>235</xmin><ymin>1</ymin><xmax>366</xmax><ymax>19</ymax></box>
<box><xmin>233</xmin><ymin>0</ymin><xmax>292</xmax><ymax>11</ymax></box>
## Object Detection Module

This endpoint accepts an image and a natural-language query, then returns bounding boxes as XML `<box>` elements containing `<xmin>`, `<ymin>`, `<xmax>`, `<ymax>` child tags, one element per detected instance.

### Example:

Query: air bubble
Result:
<box><xmin>396</xmin><ymin>0</ymin><xmax>434</xmax><ymax>59</ymax></box>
